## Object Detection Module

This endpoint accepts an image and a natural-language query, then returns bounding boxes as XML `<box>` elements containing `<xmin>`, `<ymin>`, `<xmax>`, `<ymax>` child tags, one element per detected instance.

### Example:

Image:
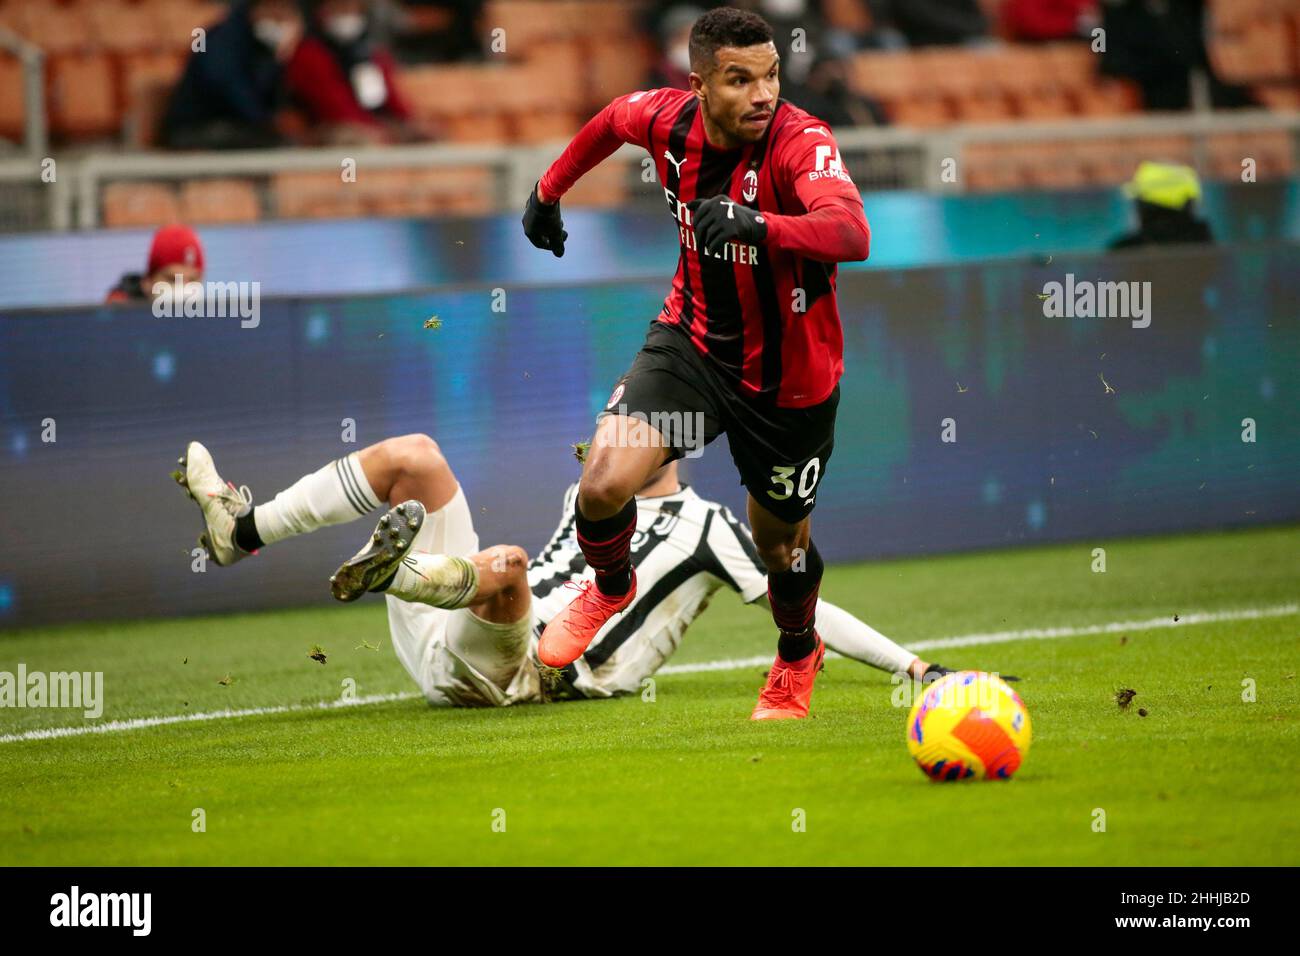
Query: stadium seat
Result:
<box><xmin>511</xmin><ymin>110</ymin><xmax>581</xmax><ymax>144</ymax></box>
<box><xmin>272</xmin><ymin>170</ymin><xmax>366</xmax><ymax>220</ymax></box>
<box><xmin>6</xmin><ymin>1</ymin><xmax>90</xmax><ymax>53</ymax></box>
<box><xmin>521</xmin><ymin>39</ymin><xmax>586</xmax><ymax>109</ymax></box>
<box><xmin>562</xmin><ymin>161</ymin><xmax>627</xmax><ymax>208</ymax></box>
<box><xmin>180</xmin><ymin>178</ymin><xmax>261</xmax><ymax>224</ymax></box>
<box><xmin>46</xmin><ymin>53</ymin><xmax>120</xmax><ymax>140</ymax></box>
<box><xmin>101</xmin><ymin>181</ymin><xmax>182</xmax><ymax>228</ymax></box>
<box><xmin>1073</xmin><ymin>79</ymin><xmax>1141</xmax><ymax>116</ymax></box>
<box><xmin>483</xmin><ymin>0</ymin><xmax>565</xmax><ymax>53</ymax></box>
<box><xmin>587</xmin><ymin>36</ymin><xmax>655</xmax><ymax>102</ymax></box>
<box><xmin>848</xmin><ymin>51</ymin><xmax>918</xmax><ymax>104</ymax></box>
<box><xmin>86</xmin><ymin>1</ymin><xmax>167</xmax><ymax>53</ymax></box>
<box><xmin>443</xmin><ymin>112</ymin><xmax>512</xmax><ymax>143</ymax></box>
<box><xmin>0</xmin><ymin>51</ymin><xmax>24</xmax><ymax>143</ymax></box>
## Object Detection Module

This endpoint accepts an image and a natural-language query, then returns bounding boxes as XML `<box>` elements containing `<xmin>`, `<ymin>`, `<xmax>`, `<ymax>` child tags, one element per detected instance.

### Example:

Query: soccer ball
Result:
<box><xmin>905</xmin><ymin>671</ymin><xmax>1031</xmax><ymax>781</ymax></box>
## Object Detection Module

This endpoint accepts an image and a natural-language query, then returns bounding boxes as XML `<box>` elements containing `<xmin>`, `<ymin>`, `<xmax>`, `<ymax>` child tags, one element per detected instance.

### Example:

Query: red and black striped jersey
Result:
<box><xmin>540</xmin><ymin>87</ymin><xmax>870</xmax><ymax>409</ymax></box>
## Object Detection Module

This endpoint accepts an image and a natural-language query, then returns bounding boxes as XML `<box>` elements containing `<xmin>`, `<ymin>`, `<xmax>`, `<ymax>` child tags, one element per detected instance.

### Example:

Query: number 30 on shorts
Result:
<box><xmin>766</xmin><ymin>458</ymin><xmax>821</xmax><ymax>501</ymax></box>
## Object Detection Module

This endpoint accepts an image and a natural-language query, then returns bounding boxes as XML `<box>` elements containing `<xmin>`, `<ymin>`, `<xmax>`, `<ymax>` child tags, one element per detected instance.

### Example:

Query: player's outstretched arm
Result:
<box><xmin>523</xmin><ymin>89</ymin><xmax>675</xmax><ymax>257</ymax></box>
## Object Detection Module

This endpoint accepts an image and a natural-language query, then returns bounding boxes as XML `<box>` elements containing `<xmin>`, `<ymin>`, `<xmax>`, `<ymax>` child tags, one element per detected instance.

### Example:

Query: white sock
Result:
<box><xmin>253</xmin><ymin>453</ymin><xmax>381</xmax><ymax>546</ymax></box>
<box><xmin>815</xmin><ymin>598</ymin><xmax>918</xmax><ymax>675</ymax></box>
<box><xmin>388</xmin><ymin>553</ymin><xmax>480</xmax><ymax>608</ymax></box>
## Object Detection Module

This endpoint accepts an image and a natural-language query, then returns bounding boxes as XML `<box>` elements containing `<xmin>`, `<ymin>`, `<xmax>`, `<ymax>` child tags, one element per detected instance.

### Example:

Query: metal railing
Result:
<box><xmin>2</xmin><ymin>109</ymin><xmax>1298</xmax><ymax>232</ymax></box>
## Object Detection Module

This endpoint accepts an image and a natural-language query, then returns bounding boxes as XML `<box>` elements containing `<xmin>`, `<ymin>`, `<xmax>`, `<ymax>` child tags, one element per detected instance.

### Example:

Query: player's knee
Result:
<box><xmin>754</xmin><ymin>535</ymin><xmax>801</xmax><ymax>572</ymax></box>
<box><xmin>489</xmin><ymin>545</ymin><xmax>530</xmax><ymax>579</ymax></box>
<box><xmin>392</xmin><ymin>433</ymin><xmax>447</xmax><ymax>480</ymax></box>
<box><xmin>577</xmin><ymin>468</ymin><xmax>634</xmax><ymax>516</ymax></box>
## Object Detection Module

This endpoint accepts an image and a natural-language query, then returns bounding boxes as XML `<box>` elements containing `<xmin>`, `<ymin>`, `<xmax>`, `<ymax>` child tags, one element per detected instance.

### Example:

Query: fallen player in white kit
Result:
<box><xmin>175</xmin><ymin>433</ymin><xmax>961</xmax><ymax>711</ymax></box>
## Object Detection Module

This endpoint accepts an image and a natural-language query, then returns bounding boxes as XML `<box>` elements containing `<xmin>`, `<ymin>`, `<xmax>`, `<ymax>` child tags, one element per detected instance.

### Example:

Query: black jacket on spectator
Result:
<box><xmin>877</xmin><ymin>0</ymin><xmax>988</xmax><ymax>47</ymax></box>
<box><xmin>1109</xmin><ymin>201</ymin><xmax>1215</xmax><ymax>250</ymax></box>
<box><xmin>1100</xmin><ymin>0</ymin><xmax>1254</xmax><ymax>110</ymax></box>
<box><xmin>160</xmin><ymin>2</ymin><xmax>287</xmax><ymax>148</ymax></box>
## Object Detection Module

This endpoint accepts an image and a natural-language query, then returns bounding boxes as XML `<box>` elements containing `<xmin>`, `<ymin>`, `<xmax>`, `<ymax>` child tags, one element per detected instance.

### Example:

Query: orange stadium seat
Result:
<box><xmin>1071</xmin><ymin>138</ymin><xmax>1136</xmax><ymax>185</ymax></box>
<box><xmin>180</xmin><ymin>178</ymin><xmax>261</xmax><ymax>224</ymax></box>
<box><xmin>1073</xmin><ymin>78</ymin><xmax>1141</xmax><ymax>116</ymax></box>
<box><xmin>86</xmin><ymin>1</ymin><xmax>167</xmax><ymax>53</ymax></box>
<box><xmin>483</xmin><ymin>0</ymin><xmax>565</xmax><ymax>53</ymax></box>
<box><xmin>567</xmin><ymin>0</ymin><xmax>645</xmax><ymax>38</ymax></box>
<box><xmin>890</xmin><ymin>93</ymin><xmax>953</xmax><ymax>127</ymax></box>
<box><xmin>102</xmin><ymin>181</ymin><xmax>182</xmax><ymax>228</ymax></box>
<box><xmin>848</xmin><ymin>51</ymin><xmax>918</xmax><ymax>104</ymax></box>
<box><xmin>511</xmin><ymin>109</ymin><xmax>581</xmax><ymax>144</ymax></box>
<box><xmin>272</xmin><ymin>170</ymin><xmax>366</xmax><ymax>220</ymax></box>
<box><xmin>587</xmin><ymin>36</ymin><xmax>655</xmax><ymax>102</ymax></box>
<box><xmin>443</xmin><ymin>112</ymin><xmax>511</xmax><ymax>143</ymax></box>
<box><xmin>521</xmin><ymin>39</ymin><xmax>586</xmax><ymax>107</ymax></box>
<box><xmin>563</xmin><ymin>161</ymin><xmax>627</xmax><ymax>208</ymax></box>
<box><xmin>0</xmin><ymin>52</ymin><xmax>24</xmax><ymax>142</ymax></box>
<box><xmin>1253</xmin><ymin>85</ymin><xmax>1300</xmax><ymax>110</ymax></box>
<box><xmin>6</xmin><ymin>1</ymin><xmax>90</xmax><ymax>53</ymax></box>
<box><xmin>1044</xmin><ymin>43</ymin><xmax>1100</xmax><ymax>91</ymax></box>
<box><xmin>47</xmin><ymin>53</ymin><xmax>120</xmax><ymax>140</ymax></box>
<box><xmin>1215</xmin><ymin>129</ymin><xmax>1296</xmax><ymax>179</ymax></box>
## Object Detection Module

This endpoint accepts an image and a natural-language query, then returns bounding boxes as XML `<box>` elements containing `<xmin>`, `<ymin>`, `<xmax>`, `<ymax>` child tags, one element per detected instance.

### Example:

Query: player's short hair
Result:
<box><xmin>688</xmin><ymin>7</ymin><xmax>774</xmax><ymax>75</ymax></box>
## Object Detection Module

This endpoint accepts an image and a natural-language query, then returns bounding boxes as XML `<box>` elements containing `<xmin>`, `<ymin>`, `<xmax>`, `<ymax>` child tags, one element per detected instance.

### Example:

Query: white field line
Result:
<box><xmin>2</xmin><ymin>602</ymin><xmax>1295</xmax><ymax>745</ymax></box>
<box><xmin>658</xmin><ymin>602</ymin><xmax>1299</xmax><ymax>674</ymax></box>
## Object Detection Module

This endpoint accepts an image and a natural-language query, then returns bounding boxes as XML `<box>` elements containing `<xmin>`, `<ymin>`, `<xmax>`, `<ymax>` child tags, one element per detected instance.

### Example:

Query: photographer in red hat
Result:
<box><xmin>106</xmin><ymin>225</ymin><xmax>206</xmax><ymax>304</ymax></box>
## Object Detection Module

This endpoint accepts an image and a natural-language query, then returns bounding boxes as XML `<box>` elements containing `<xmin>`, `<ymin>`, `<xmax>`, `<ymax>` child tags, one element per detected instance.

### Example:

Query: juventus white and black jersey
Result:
<box><xmin>525</xmin><ymin>482</ymin><xmax>769</xmax><ymax>699</ymax></box>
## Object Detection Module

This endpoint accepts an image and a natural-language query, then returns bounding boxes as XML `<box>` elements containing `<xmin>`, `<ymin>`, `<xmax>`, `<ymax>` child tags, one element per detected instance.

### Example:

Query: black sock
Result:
<box><xmin>768</xmin><ymin>540</ymin><xmax>824</xmax><ymax>662</ymax></box>
<box><xmin>576</xmin><ymin>497</ymin><xmax>637</xmax><ymax>597</ymax></box>
<box><xmin>777</xmin><ymin>627</ymin><xmax>817</xmax><ymax>663</ymax></box>
<box><xmin>234</xmin><ymin>509</ymin><xmax>264</xmax><ymax>553</ymax></box>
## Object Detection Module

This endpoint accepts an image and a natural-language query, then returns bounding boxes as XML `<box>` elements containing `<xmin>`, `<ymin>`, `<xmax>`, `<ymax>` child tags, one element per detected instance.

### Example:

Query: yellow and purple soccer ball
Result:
<box><xmin>906</xmin><ymin>671</ymin><xmax>1031</xmax><ymax>781</ymax></box>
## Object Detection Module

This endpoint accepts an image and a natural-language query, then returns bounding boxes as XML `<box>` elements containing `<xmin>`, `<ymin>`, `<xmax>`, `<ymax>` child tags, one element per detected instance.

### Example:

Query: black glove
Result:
<box><xmin>686</xmin><ymin>195</ymin><xmax>767</xmax><ymax>253</ymax></box>
<box><xmin>522</xmin><ymin>182</ymin><xmax>567</xmax><ymax>258</ymax></box>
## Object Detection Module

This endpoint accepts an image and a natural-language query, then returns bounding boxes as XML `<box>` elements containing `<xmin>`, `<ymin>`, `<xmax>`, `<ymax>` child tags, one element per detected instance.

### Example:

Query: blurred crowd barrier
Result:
<box><xmin>1</xmin><ymin>177</ymin><xmax>1297</xmax><ymax>310</ymax></box>
<box><xmin>1</xmin><ymin>241</ymin><xmax>1296</xmax><ymax>627</ymax></box>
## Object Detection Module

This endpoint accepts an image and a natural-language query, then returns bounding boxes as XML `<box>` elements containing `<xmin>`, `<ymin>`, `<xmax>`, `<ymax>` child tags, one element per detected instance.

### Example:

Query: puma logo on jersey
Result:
<box><xmin>802</xmin><ymin>125</ymin><xmax>830</xmax><ymax>137</ymax></box>
<box><xmin>663</xmin><ymin>150</ymin><xmax>687</xmax><ymax>177</ymax></box>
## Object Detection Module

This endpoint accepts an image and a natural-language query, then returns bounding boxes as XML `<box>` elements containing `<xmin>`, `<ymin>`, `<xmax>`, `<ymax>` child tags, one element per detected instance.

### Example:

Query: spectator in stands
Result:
<box><xmin>647</xmin><ymin>5</ymin><xmax>703</xmax><ymax>89</ymax></box>
<box><xmin>1108</xmin><ymin>161</ymin><xmax>1214</xmax><ymax>250</ymax></box>
<box><xmin>1100</xmin><ymin>0</ymin><xmax>1255</xmax><ymax>110</ymax></box>
<box><xmin>1002</xmin><ymin>0</ymin><xmax>1098</xmax><ymax>42</ymax></box>
<box><xmin>786</xmin><ymin>52</ymin><xmax>889</xmax><ymax>126</ymax></box>
<box><xmin>871</xmin><ymin>0</ymin><xmax>989</xmax><ymax>47</ymax></box>
<box><xmin>106</xmin><ymin>225</ymin><xmax>205</xmax><ymax>304</ymax></box>
<box><xmin>160</xmin><ymin>0</ymin><xmax>304</xmax><ymax>150</ymax></box>
<box><xmin>286</xmin><ymin>0</ymin><xmax>433</xmax><ymax>143</ymax></box>
<box><xmin>386</xmin><ymin>1</ymin><xmax>485</xmax><ymax>64</ymax></box>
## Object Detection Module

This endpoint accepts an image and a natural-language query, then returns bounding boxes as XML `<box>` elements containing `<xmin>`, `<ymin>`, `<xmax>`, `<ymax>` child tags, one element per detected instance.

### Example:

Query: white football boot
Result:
<box><xmin>330</xmin><ymin>500</ymin><xmax>427</xmax><ymax>602</ymax></box>
<box><xmin>174</xmin><ymin>441</ymin><xmax>254</xmax><ymax>567</ymax></box>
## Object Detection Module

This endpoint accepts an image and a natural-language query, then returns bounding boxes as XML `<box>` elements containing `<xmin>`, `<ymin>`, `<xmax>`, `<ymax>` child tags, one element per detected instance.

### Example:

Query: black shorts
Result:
<box><xmin>597</xmin><ymin>320</ymin><xmax>840</xmax><ymax>524</ymax></box>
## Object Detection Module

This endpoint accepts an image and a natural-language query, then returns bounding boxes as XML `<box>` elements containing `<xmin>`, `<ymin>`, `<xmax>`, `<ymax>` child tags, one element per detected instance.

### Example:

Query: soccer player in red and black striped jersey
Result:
<box><xmin>521</xmin><ymin>6</ymin><xmax>870</xmax><ymax>720</ymax></box>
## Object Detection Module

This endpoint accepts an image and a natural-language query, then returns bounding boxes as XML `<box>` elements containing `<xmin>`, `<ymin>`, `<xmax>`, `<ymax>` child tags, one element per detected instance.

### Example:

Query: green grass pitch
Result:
<box><xmin>2</xmin><ymin>525</ymin><xmax>1297</xmax><ymax>866</ymax></box>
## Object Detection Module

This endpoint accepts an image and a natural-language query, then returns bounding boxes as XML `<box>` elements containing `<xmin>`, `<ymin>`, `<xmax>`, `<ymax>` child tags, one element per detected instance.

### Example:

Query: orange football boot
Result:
<box><xmin>750</xmin><ymin>634</ymin><xmax>826</xmax><ymax>720</ymax></box>
<box><xmin>537</xmin><ymin>570</ymin><xmax>638</xmax><ymax>668</ymax></box>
